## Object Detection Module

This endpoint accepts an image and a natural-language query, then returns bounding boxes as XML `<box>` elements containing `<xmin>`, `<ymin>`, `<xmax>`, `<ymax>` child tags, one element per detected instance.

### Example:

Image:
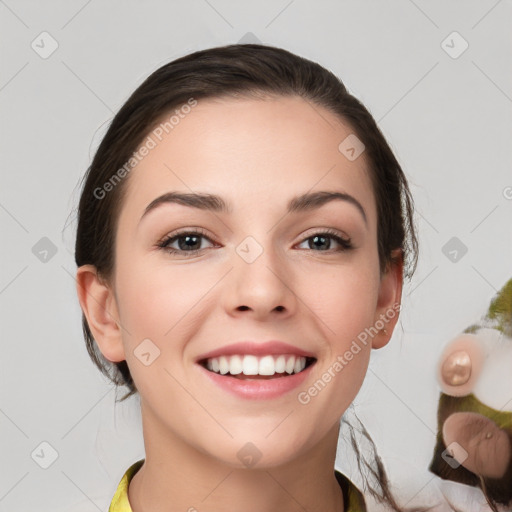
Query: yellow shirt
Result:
<box><xmin>109</xmin><ymin>459</ymin><xmax>367</xmax><ymax>511</ymax></box>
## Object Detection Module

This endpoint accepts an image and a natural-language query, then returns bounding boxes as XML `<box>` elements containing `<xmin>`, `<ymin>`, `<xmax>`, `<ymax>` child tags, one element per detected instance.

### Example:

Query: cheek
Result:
<box><xmin>114</xmin><ymin>263</ymin><xmax>200</xmax><ymax>401</ymax></box>
<box><xmin>296</xmin><ymin>269</ymin><xmax>376</xmax><ymax>407</ymax></box>
<box><xmin>309</xmin><ymin>266</ymin><xmax>379</xmax><ymax>339</ymax></box>
<box><xmin>116</xmin><ymin>258</ymin><xmax>210</xmax><ymax>335</ymax></box>
<box><xmin>114</xmin><ymin>259</ymin><xmax>223</xmax><ymax>386</ymax></box>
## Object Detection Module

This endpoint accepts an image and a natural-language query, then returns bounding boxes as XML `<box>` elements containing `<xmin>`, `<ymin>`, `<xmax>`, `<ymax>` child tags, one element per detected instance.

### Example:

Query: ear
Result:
<box><xmin>75</xmin><ymin>264</ymin><xmax>126</xmax><ymax>363</ymax></box>
<box><xmin>436</xmin><ymin>333</ymin><xmax>485</xmax><ymax>396</ymax></box>
<box><xmin>372</xmin><ymin>248</ymin><xmax>403</xmax><ymax>349</ymax></box>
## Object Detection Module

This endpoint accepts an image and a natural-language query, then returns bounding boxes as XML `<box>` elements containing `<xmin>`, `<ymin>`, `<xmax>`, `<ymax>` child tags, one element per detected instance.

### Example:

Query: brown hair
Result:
<box><xmin>74</xmin><ymin>43</ymin><xmax>425</xmax><ymax>511</ymax></box>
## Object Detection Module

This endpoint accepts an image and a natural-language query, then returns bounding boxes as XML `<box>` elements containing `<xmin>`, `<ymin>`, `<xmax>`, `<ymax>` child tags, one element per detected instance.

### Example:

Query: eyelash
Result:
<box><xmin>156</xmin><ymin>227</ymin><xmax>353</xmax><ymax>257</ymax></box>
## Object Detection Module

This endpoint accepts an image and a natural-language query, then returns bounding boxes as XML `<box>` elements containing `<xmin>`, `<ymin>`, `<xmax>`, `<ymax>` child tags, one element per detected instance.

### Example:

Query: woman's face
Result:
<box><xmin>87</xmin><ymin>95</ymin><xmax>402</xmax><ymax>468</ymax></box>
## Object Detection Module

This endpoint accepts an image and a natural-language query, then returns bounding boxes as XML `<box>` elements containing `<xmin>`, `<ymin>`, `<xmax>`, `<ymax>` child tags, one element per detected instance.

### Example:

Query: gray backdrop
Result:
<box><xmin>1</xmin><ymin>1</ymin><xmax>511</xmax><ymax>511</ymax></box>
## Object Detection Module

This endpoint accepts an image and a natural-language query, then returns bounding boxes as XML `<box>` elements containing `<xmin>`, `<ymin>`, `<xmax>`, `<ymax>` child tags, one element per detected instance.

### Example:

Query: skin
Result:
<box><xmin>76</xmin><ymin>95</ymin><xmax>403</xmax><ymax>512</ymax></box>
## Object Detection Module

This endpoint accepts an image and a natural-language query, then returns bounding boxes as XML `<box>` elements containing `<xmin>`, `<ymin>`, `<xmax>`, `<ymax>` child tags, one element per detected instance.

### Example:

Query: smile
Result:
<box><xmin>200</xmin><ymin>354</ymin><xmax>317</xmax><ymax>379</ymax></box>
<box><xmin>195</xmin><ymin>340</ymin><xmax>318</xmax><ymax>398</ymax></box>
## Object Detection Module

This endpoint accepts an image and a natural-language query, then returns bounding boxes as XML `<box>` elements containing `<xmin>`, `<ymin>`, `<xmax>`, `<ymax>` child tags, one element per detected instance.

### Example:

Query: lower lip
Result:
<box><xmin>197</xmin><ymin>363</ymin><xmax>315</xmax><ymax>400</ymax></box>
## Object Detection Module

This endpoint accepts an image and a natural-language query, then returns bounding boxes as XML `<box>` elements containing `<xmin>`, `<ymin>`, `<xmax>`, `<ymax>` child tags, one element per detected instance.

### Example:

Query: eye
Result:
<box><xmin>157</xmin><ymin>228</ymin><xmax>217</xmax><ymax>257</ymax></box>
<box><xmin>156</xmin><ymin>227</ymin><xmax>353</xmax><ymax>257</ymax></box>
<box><xmin>296</xmin><ymin>228</ymin><xmax>353</xmax><ymax>252</ymax></box>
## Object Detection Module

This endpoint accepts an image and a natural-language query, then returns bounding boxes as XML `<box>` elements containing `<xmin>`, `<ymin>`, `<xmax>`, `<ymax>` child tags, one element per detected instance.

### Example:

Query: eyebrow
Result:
<box><xmin>139</xmin><ymin>190</ymin><xmax>367</xmax><ymax>225</ymax></box>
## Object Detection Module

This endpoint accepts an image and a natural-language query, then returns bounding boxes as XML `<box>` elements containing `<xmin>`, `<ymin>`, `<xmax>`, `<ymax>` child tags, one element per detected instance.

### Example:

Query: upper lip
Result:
<box><xmin>195</xmin><ymin>341</ymin><xmax>317</xmax><ymax>363</ymax></box>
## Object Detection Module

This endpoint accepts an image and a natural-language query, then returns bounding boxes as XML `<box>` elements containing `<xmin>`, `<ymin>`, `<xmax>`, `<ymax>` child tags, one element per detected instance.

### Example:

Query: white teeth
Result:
<box><xmin>285</xmin><ymin>356</ymin><xmax>295</xmax><ymax>374</ymax></box>
<box><xmin>203</xmin><ymin>354</ymin><xmax>308</xmax><ymax>376</ymax></box>
<box><xmin>259</xmin><ymin>355</ymin><xmax>275</xmax><ymax>375</ymax></box>
<box><xmin>229</xmin><ymin>355</ymin><xmax>243</xmax><ymax>375</ymax></box>
<box><xmin>275</xmin><ymin>355</ymin><xmax>286</xmax><ymax>373</ymax></box>
<box><xmin>219</xmin><ymin>356</ymin><xmax>229</xmax><ymax>375</ymax></box>
<box><xmin>242</xmin><ymin>355</ymin><xmax>259</xmax><ymax>375</ymax></box>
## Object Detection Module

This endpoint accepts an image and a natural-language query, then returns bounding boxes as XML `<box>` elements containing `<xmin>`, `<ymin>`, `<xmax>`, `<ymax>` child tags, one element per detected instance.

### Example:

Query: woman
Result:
<box><xmin>74</xmin><ymin>43</ymin><xmax>422</xmax><ymax>512</ymax></box>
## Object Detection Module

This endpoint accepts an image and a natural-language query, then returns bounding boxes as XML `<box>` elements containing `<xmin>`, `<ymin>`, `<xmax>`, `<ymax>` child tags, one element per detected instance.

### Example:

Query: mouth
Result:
<box><xmin>198</xmin><ymin>354</ymin><xmax>317</xmax><ymax>380</ymax></box>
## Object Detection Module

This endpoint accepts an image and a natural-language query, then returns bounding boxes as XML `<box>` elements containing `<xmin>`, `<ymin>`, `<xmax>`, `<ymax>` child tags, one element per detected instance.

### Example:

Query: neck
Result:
<box><xmin>128</xmin><ymin>402</ymin><xmax>345</xmax><ymax>512</ymax></box>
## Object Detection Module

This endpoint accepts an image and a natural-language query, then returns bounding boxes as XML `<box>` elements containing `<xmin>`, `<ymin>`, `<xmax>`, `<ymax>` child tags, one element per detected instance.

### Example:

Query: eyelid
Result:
<box><xmin>298</xmin><ymin>226</ymin><xmax>351</xmax><ymax>242</ymax></box>
<box><xmin>156</xmin><ymin>226</ymin><xmax>215</xmax><ymax>245</ymax></box>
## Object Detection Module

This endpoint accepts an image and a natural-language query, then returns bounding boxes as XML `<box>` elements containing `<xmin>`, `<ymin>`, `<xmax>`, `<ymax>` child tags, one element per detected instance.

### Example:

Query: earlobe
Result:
<box><xmin>75</xmin><ymin>265</ymin><xmax>126</xmax><ymax>363</ymax></box>
<box><xmin>372</xmin><ymin>249</ymin><xmax>404</xmax><ymax>350</ymax></box>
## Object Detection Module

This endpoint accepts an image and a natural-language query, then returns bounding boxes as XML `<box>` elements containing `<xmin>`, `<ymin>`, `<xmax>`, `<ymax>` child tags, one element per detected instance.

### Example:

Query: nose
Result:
<box><xmin>221</xmin><ymin>239</ymin><xmax>297</xmax><ymax>321</ymax></box>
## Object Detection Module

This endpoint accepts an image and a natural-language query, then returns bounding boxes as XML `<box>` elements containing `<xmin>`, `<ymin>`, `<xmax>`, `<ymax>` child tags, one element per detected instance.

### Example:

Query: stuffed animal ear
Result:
<box><xmin>436</xmin><ymin>333</ymin><xmax>486</xmax><ymax>397</ymax></box>
<box><xmin>442</xmin><ymin>411</ymin><xmax>512</xmax><ymax>479</ymax></box>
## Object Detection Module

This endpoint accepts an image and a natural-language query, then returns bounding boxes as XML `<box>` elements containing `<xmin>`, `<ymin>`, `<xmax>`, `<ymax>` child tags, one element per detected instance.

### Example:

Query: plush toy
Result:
<box><xmin>429</xmin><ymin>278</ymin><xmax>512</xmax><ymax>511</ymax></box>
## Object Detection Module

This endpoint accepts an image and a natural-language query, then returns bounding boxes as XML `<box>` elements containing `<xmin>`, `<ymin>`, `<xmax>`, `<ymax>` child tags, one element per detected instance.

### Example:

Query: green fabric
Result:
<box><xmin>439</xmin><ymin>392</ymin><xmax>512</xmax><ymax>430</ymax></box>
<box><xmin>335</xmin><ymin>469</ymin><xmax>368</xmax><ymax>511</ymax></box>
<box><xmin>109</xmin><ymin>459</ymin><xmax>367</xmax><ymax>511</ymax></box>
<box><xmin>464</xmin><ymin>278</ymin><xmax>512</xmax><ymax>336</ymax></box>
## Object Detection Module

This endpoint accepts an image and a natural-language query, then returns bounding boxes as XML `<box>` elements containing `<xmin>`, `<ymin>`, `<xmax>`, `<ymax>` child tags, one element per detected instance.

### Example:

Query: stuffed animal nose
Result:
<box><xmin>441</xmin><ymin>350</ymin><xmax>472</xmax><ymax>386</ymax></box>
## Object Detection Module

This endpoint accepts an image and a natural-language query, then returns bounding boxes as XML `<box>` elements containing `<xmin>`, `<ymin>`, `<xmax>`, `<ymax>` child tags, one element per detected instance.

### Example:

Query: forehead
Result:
<box><xmin>119</xmin><ymin>95</ymin><xmax>376</xmax><ymax>227</ymax></box>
